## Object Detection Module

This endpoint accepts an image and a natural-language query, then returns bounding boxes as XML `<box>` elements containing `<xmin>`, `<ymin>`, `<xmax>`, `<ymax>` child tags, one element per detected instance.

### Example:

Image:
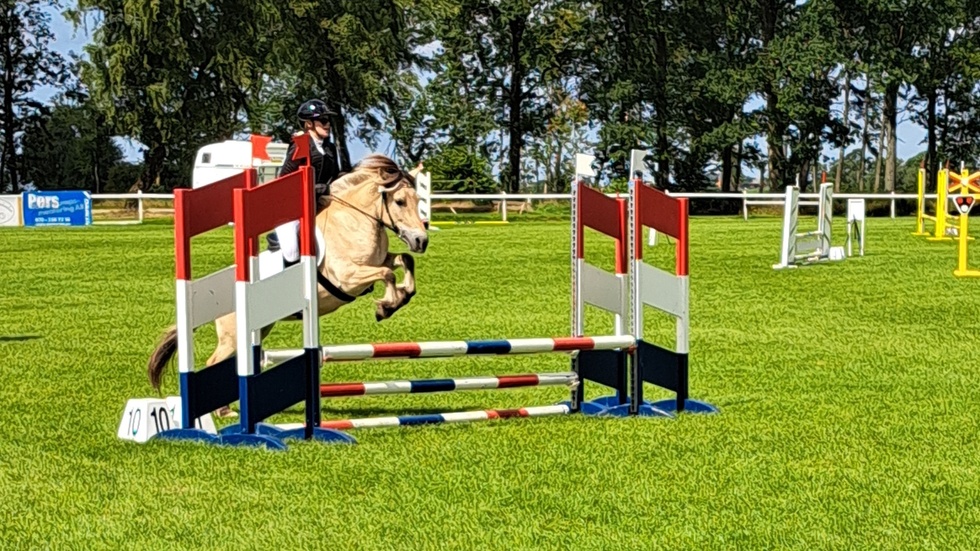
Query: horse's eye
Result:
<box><xmin>395</xmin><ymin>199</ymin><xmax>407</xmax><ymax>207</ymax></box>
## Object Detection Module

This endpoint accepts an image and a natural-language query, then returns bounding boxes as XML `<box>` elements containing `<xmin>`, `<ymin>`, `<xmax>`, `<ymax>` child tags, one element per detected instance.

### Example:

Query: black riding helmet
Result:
<box><xmin>297</xmin><ymin>99</ymin><xmax>337</xmax><ymax>122</ymax></box>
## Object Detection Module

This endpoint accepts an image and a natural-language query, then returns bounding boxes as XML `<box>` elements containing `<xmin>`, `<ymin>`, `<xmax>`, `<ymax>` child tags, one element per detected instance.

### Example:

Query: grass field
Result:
<box><xmin>2</xmin><ymin>214</ymin><xmax>980</xmax><ymax>549</ymax></box>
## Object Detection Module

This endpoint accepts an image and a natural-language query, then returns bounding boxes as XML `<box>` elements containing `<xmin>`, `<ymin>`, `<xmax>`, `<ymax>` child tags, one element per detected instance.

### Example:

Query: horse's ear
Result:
<box><xmin>377</xmin><ymin>166</ymin><xmax>404</xmax><ymax>193</ymax></box>
<box><xmin>408</xmin><ymin>162</ymin><xmax>423</xmax><ymax>178</ymax></box>
<box><xmin>378</xmin><ymin>181</ymin><xmax>404</xmax><ymax>194</ymax></box>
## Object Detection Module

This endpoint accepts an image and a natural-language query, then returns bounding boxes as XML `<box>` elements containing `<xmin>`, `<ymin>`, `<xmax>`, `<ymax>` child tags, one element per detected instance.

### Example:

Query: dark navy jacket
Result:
<box><xmin>279</xmin><ymin>134</ymin><xmax>340</xmax><ymax>198</ymax></box>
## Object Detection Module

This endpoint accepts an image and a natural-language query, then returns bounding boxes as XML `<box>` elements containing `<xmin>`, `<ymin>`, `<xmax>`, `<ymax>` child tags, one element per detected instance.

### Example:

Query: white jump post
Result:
<box><xmin>847</xmin><ymin>199</ymin><xmax>865</xmax><ymax>257</ymax></box>
<box><xmin>773</xmin><ymin>180</ymin><xmax>842</xmax><ymax>269</ymax></box>
<box><xmin>416</xmin><ymin>170</ymin><xmax>432</xmax><ymax>229</ymax></box>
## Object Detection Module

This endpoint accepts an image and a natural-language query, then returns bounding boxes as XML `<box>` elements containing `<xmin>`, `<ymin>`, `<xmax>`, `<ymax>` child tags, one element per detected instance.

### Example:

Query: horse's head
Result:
<box><xmin>332</xmin><ymin>154</ymin><xmax>429</xmax><ymax>253</ymax></box>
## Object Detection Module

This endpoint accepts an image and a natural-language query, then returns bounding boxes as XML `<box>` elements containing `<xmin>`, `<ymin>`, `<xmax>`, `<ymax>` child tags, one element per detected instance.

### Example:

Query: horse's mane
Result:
<box><xmin>330</xmin><ymin>154</ymin><xmax>416</xmax><ymax>194</ymax></box>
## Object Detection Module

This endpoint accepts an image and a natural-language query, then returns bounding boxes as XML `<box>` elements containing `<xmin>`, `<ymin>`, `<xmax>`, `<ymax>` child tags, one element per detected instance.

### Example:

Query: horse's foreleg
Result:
<box><xmin>386</xmin><ymin>252</ymin><xmax>416</xmax><ymax>300</ymax></box>
<box><xmin>336</xmin><ymin>265</ymin><xmax>406</xmax><ymax>321</ymax></box>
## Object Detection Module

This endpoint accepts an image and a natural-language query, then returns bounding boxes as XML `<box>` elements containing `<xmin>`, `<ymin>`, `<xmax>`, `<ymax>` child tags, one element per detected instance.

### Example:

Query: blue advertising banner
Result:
<box><xmin>21</xmin><ymin>191</ymin><xmax>92</xmax><ymax>227</ymax></box>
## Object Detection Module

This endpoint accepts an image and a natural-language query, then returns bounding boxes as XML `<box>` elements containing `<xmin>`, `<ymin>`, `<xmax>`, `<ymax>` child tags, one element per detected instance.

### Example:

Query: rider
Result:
<box><xmin>268</xmin><ymin>98</ymin><xmax>342</xmax><ymax>264</ymax></box>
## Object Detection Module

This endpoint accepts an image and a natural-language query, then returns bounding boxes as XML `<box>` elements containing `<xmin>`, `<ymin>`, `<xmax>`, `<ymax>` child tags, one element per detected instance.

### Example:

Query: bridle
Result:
<box><xmin>327</xmin><ymin>176</ymin><xmax>406</xmax><ymax>235</ymax></box>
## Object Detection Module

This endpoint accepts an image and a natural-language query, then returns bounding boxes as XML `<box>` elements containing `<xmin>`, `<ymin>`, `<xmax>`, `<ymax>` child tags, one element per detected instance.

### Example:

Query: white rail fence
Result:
<box><xmin>87</xmin><ymin>190</ymin><xmax>927</xmax><ymax>225</ymax></box>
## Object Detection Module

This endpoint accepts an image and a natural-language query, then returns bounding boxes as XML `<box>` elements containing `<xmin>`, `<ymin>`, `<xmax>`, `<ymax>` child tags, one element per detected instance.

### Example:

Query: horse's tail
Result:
<box><xmin>147</xmin><ymin>325</ymin><xmax>178</xmax><ymax>393</ymax></box>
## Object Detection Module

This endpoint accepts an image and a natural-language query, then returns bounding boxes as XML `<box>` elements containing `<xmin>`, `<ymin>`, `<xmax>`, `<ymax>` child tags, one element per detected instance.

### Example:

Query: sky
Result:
<box><xmin>40</xmin><ymin>3</ymin><xmax>928</xmax><ymax>179</ymax></box>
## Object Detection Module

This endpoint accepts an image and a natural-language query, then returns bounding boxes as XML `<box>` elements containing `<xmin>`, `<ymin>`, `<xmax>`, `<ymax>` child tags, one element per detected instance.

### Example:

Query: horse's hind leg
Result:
<box><xmin>208</xmin><ymin>315</ymin><xmax>275</xmax><ymax>419</ymax></box>
<box><xmin>208</xmin><ymin>314</ymin><xmax>239</xmax><ymax>418</ymax></box>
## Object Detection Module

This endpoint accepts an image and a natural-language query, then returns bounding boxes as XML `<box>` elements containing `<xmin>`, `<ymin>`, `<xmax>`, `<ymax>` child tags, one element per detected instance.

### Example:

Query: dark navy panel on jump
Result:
<box><xmin>635</xmin><ymin>340</ymin><xmax>688</xmax><ymax>402</ymax></box>
<box><xmin>241</xmin><ymin>354</ymin><xmax>307</xmax><ymax>428</ymax></box>
<box><xmin>577</xmin><ymin>349</ymin><xmax>628</xmax><ymax>391</ymax></box>
<box><xmin>570</xmin><ymin>349</ymin><xmax>629</xmax><ymax>412</ymax></box>
<box><xmin>182</xmin><ymin>356</ymin><xmax>238</xmax><ymax>422</ymax></box>
<box><xmin>465</xmin><ymin>340</ymin><xmax>512</xmax><ymax>355</ymax></box>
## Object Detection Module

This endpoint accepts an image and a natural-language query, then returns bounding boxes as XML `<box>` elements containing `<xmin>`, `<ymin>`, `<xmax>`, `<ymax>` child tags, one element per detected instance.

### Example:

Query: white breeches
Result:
<box><xmin>276</xmin><ymin>219</ymin><xmax>300</xmax><ymax>262</ymax></box>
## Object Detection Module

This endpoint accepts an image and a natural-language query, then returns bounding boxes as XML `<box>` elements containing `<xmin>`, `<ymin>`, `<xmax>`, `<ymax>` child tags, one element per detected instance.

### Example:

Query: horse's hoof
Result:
<box><xmin>375</xmin><ymin>302</ymin><xmax>396</xmax><ymax>321</ymax></box>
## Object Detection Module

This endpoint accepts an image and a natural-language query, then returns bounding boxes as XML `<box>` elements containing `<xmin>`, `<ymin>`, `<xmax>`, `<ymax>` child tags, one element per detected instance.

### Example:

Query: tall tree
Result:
<box><xmin>746</xmin><ymin>0</ymin><xmax>845</xmax><ymax>191</ymax></box>
<box><xmin>426</xmin><ymin>0</ymin><xmax>588</xmax><ymax>192</ymax></box>
<box><xmin>0</xmin><ymin>0</ymin><xmax>68</xmax><ymax>192</ymax></box>
<box><xmin>270</xmin><ymin>0</ymin><xmax>428</xmax><ymax>171</ymax></box>
<box><xmin>581</xmin><ymin>0</ymin><xmax>674</xmax><ymax>186</ymax></box>
<box><xmin>673</xmin><ymin>0</ymin><xmax>759</xmax><ymax>192</ymax></box>
<box><xmin>932</xmin><ymin>4</ymin><xmax>980</xmax><ymax>169</ymax></box>
<box><xmin>71</xmin><ymin>0</ymin><xmax>283</xmax><ymax>191</ymax></box>
<box><xmin>20</xmin><ymin>94</ymin><xmax>123</xmax><ymax>192</ymax></box>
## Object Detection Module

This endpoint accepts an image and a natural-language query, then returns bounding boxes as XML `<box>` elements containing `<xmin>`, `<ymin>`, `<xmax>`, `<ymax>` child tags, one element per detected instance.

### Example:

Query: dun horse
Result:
<box><xmin>146</xmin><ymin>154</ymin><xmax>429</xmax><ymax>417</ymax></box>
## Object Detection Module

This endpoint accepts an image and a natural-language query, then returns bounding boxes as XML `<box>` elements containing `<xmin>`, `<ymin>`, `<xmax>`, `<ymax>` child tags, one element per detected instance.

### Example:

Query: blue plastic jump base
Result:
<box><xmin>555</xmin><ymin>398</ymin><xmax>614</xmax><ymax>416</ymax></box>
<box><xmin>217</xmin><ymin>422</ymin><xmax>357</xmax><ymax>449</ymax></box>
<box><xmin>648</xmin><ymin>398</ymin><xmax>719</xmax><ymax>414</ymax></box>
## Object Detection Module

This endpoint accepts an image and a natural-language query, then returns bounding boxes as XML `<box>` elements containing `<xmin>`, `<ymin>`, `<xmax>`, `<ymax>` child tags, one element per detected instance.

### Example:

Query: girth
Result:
<box><xmin>316</xmin><ymin>271</ymin><xmax>357</xmax><ymax>303</ymax></box>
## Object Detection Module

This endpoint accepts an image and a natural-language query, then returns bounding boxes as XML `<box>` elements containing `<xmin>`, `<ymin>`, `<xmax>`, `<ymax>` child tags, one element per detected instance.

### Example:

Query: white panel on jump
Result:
<box><xmin>847</xmin><ymin>199</ymin><xmax>865</xmax><ymax>222</ymax></box>
<box><xmin>258</xmin><ymin>249</ymin><xmax>284</xmax><ymax>279</ymax></box>
<box><xmin>638</xmin><ymin>263</ymin><xmax>687</xmax><ymax>319</ymax></box>
<box><xmin>575</xmin><ymin>153</ymin><xmax>596</xmax><ymax>177</ymax></box>
<box><xmin>183</xmin><ymin>265</ymin><xmax>237</xmax><ymax>329</ymax></box>
<box><xmin>580</xmin><ymin>262</ymin><xmax>626</xmax><ymax>317</ymax></box>
<box><xmin>242</xmin><ymin>263</ymin><xmax>309</xmax><ymax>332</ymax></box>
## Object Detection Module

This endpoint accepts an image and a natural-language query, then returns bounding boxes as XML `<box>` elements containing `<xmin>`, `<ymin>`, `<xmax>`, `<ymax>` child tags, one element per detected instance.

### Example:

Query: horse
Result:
<box><xmin>146</xmin><ymin>154</ymin><xmax>429</xmax><ymax>417</ymax></box>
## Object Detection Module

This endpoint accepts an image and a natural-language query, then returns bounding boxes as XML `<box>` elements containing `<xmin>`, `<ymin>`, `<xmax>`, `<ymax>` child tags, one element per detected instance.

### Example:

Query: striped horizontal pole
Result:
<box><xmin>320</xmin><ymin>372</ymin><xmax>577</xmax><ymax>398</ymax></box>
<box><xmin>264</xmin><ymin>335</ymin><xmax>635</xmax><ymax>364</ymax></box>
<box><xmin>276</xmin><ymin>404</ymin><xmax>571</xmax><ymax>431</ymax></box>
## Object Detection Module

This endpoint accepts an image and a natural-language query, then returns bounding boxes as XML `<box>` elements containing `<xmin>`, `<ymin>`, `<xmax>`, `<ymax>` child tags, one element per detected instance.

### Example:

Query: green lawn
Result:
<box><xmin>1</xmin><ymin>214</ymin><xmax>979</xmax><ymax>549</ymax></box>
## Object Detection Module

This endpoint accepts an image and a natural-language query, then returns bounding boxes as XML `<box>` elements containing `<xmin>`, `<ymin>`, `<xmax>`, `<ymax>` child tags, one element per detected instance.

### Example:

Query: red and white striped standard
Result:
<box><xmin>629</xmin><ymin>172</ymin><xmax>690</xmax><ymax>354</ymax></box>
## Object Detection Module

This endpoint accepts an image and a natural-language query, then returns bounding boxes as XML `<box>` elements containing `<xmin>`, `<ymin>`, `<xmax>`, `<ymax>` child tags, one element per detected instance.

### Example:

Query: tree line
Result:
<box><xmin>2</xmin><ymin>0</ymin><xmax>979</xmax><ymax>197</ymax></box>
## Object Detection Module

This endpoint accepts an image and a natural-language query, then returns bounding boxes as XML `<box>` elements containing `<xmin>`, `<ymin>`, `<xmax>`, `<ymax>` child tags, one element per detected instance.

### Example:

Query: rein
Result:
<box><xmin>328</xmin><ymin>188</ymin><xmax>401</xmax><ymax>235</ymax></box>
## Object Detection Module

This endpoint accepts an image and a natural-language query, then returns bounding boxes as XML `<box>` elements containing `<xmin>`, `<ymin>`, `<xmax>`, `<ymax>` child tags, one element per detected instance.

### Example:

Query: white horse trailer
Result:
<box><xmin>192</xmin><ymin>139</ymin><xmax>290</xmax><ymax>189</ymax></box>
